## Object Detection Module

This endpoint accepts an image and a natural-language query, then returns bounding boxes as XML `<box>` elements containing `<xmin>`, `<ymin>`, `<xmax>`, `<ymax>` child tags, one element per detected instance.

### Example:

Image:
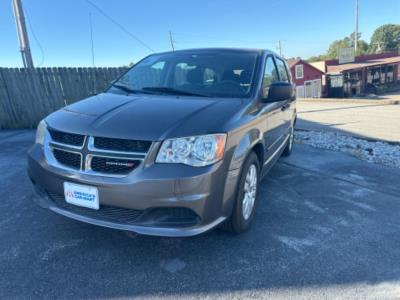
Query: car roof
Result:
<box><xmin>151</xmin><ymin>48</ymin><xmax>277</xmax><ymax>57</ymax></box>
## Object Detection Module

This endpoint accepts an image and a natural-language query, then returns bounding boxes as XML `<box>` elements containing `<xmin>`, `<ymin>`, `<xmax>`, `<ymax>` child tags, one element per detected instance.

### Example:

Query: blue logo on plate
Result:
<box><xmin>73</xmin><ymin>191</ymin><xmax>95</xmax><ymax>202</ymax></box>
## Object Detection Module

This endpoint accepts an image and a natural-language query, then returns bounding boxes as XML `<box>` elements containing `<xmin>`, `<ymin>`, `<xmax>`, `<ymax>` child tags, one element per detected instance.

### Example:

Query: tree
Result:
<box><xmin>369</xmin><ymin>24</ymin><xmax>400</xmax><ymax>53</ymax></box>
<box><xmin>356</xmin><ymin>40</ymin><xmax>369</xmax><ymax>56</ymax></box>
<box><xmin>326</xmin><ymin>34</ymin><xmax>369</xmax><ymax>59</ymax></box>
<box><xmin>307</xmin><ymin>33</ymin><xmax>369</xmax><ymax>61</ymax></box>
<box><xmin>307</xmin><ymin>54</ymin><xmax>328</xmax><ymax>62</ymax></box>
<box><xmin>326</xmin><ymin>38</ymin><xmax>352</xmax><ymax>59</ymax></box>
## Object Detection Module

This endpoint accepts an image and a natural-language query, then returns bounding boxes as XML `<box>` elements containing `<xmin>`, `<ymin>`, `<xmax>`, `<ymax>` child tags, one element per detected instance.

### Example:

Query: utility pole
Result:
<box><xmin>169</xmin><ymin>31</ymin><xmax>175</xmax><ymax>51</ymax></box>
<box><xmin>12</xmin><ymin>0</ymin><xmax>34</xmax><ymax>68</ymax></box>
<box><xmin>354</xmin><ymin>0</ymin><xmax>359</xmax><ymax>53</ymax></box>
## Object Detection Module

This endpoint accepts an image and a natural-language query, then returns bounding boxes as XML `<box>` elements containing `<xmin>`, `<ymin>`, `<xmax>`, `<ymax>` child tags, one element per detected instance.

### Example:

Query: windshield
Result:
<box><xmin>109</xmin><ymin>50</ymin><xmax>259</xmax><ymax>98</ymax></box>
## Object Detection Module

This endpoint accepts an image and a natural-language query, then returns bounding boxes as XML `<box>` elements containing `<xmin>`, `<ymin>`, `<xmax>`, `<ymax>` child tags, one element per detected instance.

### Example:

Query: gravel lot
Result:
<box><xmin>1</xmin><ymin>131</ymin><xmax>400</xmax><ymax>299</ymax></box>
<box><xmin>295</xmin><ymin>130</ymin><xmax>400</xmax><ymax>168</ymax></box>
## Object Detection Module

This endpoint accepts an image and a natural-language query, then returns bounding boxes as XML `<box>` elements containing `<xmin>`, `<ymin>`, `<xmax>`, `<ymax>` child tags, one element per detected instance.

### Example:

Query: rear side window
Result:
<box><xmin>275</xmin><ymin>57</ymin><xmax>290</xmax><ymax>82</ymax></box>
<box><xmin>262</xmin><ymin>56</ymin><xmax>279</xmax><ymax>96</ymax></box>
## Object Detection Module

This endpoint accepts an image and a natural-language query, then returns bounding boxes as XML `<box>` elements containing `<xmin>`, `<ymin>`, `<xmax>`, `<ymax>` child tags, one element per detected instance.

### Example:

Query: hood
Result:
<box><xmin>46</xmin><ymin>93</ymin><xmax>244</xmax><ymax>141</ymax></box>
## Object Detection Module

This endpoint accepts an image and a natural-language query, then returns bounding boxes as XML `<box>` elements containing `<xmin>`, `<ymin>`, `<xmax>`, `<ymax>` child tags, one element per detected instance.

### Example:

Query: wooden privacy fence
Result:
<box><xmin>0</xmin><ymin>67</ymin><xmax>128</xmax><ymax>129</ymax></box>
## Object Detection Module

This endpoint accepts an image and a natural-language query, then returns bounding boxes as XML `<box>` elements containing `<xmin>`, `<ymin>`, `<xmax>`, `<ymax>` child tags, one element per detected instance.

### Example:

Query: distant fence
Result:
<box><xmin>0</xmin><ymin>67</ymin><xmax>128</xmax><ymax>129</ymax></box>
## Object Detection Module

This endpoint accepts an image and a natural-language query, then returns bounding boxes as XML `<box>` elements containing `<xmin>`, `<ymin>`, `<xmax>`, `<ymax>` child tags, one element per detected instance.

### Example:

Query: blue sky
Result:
<box><xmin>1</xmin><ymin>0</ymin><xmax>399</xmax><ymax>67</ymax></box>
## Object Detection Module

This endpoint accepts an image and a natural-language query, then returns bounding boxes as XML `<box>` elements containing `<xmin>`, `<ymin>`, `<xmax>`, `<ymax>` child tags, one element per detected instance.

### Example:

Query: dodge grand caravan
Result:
<box><xmin>28</xmin><ymin>48</ymin><xmax>296</xmax><ymax>237</ymax></box>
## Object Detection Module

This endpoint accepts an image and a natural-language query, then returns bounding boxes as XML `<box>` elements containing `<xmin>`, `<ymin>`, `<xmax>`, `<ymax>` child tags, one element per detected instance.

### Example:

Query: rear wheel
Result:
<box><xmin>222</xmin><ymin>152</ymin><xmax>260</xmax><ymax>233</ymax></box>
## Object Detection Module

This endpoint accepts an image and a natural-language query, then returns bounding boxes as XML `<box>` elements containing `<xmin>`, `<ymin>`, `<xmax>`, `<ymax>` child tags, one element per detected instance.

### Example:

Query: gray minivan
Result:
<box><xmin>28</xmin><ymin>48</ymin><xmax>296</xmax><ymax>237</ymax></box>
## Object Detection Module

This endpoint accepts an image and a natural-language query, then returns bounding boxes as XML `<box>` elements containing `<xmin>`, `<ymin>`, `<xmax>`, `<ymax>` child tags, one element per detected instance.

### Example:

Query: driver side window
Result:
<box><xmin>262</xmin><ymin>57</ymin><xmax>279</xmax><ymax>97</ymax></box>
<box><xmin>120</xmin><ymin>60</ymin><xmax>165</xmax><ymax>88</ymax></box>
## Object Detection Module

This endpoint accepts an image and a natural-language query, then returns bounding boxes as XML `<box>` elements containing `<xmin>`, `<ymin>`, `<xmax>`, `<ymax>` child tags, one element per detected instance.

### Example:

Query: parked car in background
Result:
<box><xmin>28</xmin><ymin>48</ymin><xmax>296</xmax><ymax>237</ymax></box>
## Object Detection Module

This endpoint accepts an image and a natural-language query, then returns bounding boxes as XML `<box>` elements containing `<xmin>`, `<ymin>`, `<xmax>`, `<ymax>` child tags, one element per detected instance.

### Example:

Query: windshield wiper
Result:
<box><xmin>111</xmin><ymin>83</ymin><xmax>154</xmax><ymax>95</ymax></box>
<box><xmin>141</xmin><ymin>86</ymin><xmax>208</xmax><ymax>97</ymax></box>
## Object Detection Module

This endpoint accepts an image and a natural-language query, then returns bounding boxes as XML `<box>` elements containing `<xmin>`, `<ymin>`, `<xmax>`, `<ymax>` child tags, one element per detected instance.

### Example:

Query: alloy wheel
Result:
<box><xmin>242</xmin><ymin>164</ymin><xmax>257</xmax><ymax>220</ymax></box>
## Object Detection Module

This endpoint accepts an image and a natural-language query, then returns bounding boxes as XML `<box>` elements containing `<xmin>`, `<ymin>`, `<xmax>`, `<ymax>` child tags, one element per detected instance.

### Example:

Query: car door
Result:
<box><xmin>274</xmin><ymin>56</ymin><xmax>294</xmax><ymax>138</ymax></box>
<box><xmin>260</xmin><ymin>55</ymin><xmax>287</xmax><ymax>155</ymax></box>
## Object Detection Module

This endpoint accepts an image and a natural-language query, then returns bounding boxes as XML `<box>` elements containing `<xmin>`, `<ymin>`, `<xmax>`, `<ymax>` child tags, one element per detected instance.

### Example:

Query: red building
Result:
<box><xmin>287</xmin><ymin>58</ymin><xmax>325</xmax><ymax>98</ymax></box>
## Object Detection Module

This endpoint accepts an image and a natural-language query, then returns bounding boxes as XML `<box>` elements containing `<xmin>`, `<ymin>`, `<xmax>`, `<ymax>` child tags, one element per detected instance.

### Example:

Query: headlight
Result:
<box><xmin>35</xmin><ymin>120</ymin><xmax>47</xmax><ymax>145</ymax></box>
<box><xmin>156</xmin><ymin>134</ymin><xmax>227</xmax><ymax>167</ymax></box>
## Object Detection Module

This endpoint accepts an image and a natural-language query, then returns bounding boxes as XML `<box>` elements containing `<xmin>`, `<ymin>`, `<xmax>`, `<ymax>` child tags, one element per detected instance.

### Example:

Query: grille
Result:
<box><xmin>90</xmin><ymin>156</ymin><xmax>140</xmax><ymax>174</ymax></box>
<box><xmin>46</xmin><ymin>130</ymin><xmax>150</xmax><ymax>176</ymax></box>
<box><xmin>48</xmin><ymin>192</ymin><xmax>144</xmax><ymax>224</ymax></box>
<box><xmin>49</xmin><ymin>129</ymin><xmax>85</xmax><ymax>147</ymax></box>
<box><xmin>93</xmin><ymin>136</ymin><xmax>151</xmax><ymax>153</ymax></box>
<box><xmin>52</xmin><ymin>149</ymin><xmax>81</xmax><ymax>170</ymax></box>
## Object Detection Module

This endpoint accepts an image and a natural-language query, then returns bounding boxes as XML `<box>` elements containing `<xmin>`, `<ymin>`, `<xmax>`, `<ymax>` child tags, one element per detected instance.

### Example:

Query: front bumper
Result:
<box><xmin>28</xmin><ymin>144</ymin><xmax>240</xmax><ymax>237</ymax></box>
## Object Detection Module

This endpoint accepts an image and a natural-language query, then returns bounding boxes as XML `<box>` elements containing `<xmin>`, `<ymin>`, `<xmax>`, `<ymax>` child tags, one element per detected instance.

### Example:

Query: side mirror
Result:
<box><xmin>263</xmin><ymin>82</ymin><xmax>293</xmax><ymax>102</ymax></box>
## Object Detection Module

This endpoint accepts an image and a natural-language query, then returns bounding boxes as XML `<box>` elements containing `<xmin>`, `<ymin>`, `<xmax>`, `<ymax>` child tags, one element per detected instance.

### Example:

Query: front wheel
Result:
<box><xmin>222</xmin><ymin>152</ymin><xmax>260</xmax><ymax>233</ymax></box>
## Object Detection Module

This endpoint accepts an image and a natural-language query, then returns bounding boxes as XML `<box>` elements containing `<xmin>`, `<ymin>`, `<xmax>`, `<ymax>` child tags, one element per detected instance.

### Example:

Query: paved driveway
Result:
<box><xmin>297</xmin><ymin>100</ymin><xmax>400</xmax><ymax>143</ymax></box>
<box><xmin>1</xmin><ymin>131</ymin><xmax>400</xmax><ymax>299</ymax></box>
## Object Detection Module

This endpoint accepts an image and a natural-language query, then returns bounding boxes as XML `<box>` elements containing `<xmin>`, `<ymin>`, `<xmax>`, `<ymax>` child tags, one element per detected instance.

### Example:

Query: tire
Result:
<box><xmin>222</xmin><ymin>152</ymin><xmax>260</xmax><ymax>233</ymax></box>
<box><xmin>282</xmin><ymin>124</ymin><xmax>294</xmax><ymax>157</ymax></box>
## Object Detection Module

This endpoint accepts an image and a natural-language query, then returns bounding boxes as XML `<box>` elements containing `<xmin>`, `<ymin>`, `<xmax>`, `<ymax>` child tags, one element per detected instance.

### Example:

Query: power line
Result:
<box><xmin>24</xmin><ymin>4</ymin><xmax>45</xmax><ymax>66</ymax></box>
<box><xmin>85</xmin><ymin>0</ymin><xmax>154</xmax><ymax>52</ymax></box>
<box><xmin>89</xmin><ymin>12</ymin><xmax>95</xmax><ymax>67</ymax></box>
<box><xmin>88</xmin><ymin>12</ymin><xmax>97</xmax><ymax>94</ymax></box>
<box><xmin>174</xmin><ymin>36</ymin><xmax>332</xmax><ymax>47</ymax></box>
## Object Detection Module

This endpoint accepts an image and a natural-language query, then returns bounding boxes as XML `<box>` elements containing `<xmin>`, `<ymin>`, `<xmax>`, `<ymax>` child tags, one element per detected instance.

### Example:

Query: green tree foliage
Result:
<box><xmin>307</xmin><ymin>33</ymin><xmax>369</xmax><ymax>62</ymax></box>
<box><xmin>369</xmin><ymin>24</ymin><xmax>400</xmax><ymax>53</ymax></box>
<box><xmin>307</xmin><ymin>54</ymin><xmax>328</xmax><ymax>62</ymax></box>
<box><xmin>325</xmin><ymin>33</ymin><xmax>368</xmax><ymax>59</ymax></box>
<box><xmin>357</xmin><ymin>40</ymin><xmax>369</xmax><ymax>56</ymax></box>
<box><xmin>326</xmin><ymin>38</ymin><xmax>352</xmax><ymax>59</ymax></box>
<box><xmin>305</xmin><ymin>24</ymin><xmax>400</xmax><ymax>62</ymax></box>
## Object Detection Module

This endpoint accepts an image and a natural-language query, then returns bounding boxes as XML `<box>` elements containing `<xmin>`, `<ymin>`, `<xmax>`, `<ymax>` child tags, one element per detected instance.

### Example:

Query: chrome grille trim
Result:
<box><xmin>45</xmin><ymin>130</ymin><xmax>151</xmax><ymax>177</ymax></box>
<box><xmin>49</xmin><ymin>137</ymin><xmax>86</xmax><ymax>150</ymax></box>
